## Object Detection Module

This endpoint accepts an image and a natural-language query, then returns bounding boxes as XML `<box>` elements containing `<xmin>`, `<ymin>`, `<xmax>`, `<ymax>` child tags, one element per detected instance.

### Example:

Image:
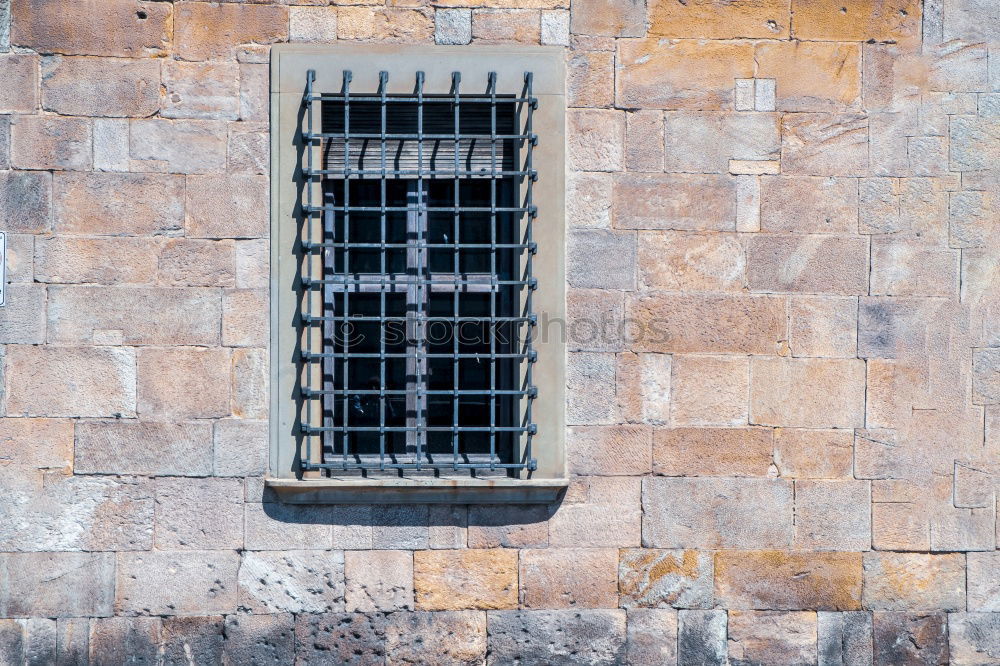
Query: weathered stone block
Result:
<box><xmin>950</xmin><ymin>612</ymin><xmax>1000</xmax><ymax>665</ymax></box>
<box><xmin>614</xmin><ymin>173</ymin><xmax>736</xmax><ymax>231</ymax></box>
<box><xmin>670</xmin><ymin>355</ymin><xmax>749</xmax><ymax>426</ymax></box>
<box><xmin>238</xmin><ymin>550</ymin><xmax>345</xmax><ymax>615</ymax></box>
<box><xmin>715</xmin><ymin>551</ymin><xmax>862</xmax><ymax>611</ymax></box>
<box><xmin>756</xmin><ymin>41</ymin><xmax>861</xmax><ymax>112</ymax></box>
<box><xmin>627</xmin><ymin>293</ymin><xmax>785</xmax><ymax>354</ymax></box>
<box><xmin>467</xmin><ymin>504</ymin><xmax>550</xmax><ymax>548</ymax></box>
<box><xmin>428</xmin><ymin>506</ymin><xmax>467</xmax><ymax>550</ymax></box>
<box><xmin>619</xmin><ymin>549</ymin><xmax>713</xmax><ymax>609</ymax></box>
<box><xmin>88</xmin><ymin>616</ymin><xmax>162</xmax><ymax>664</ymax></box>
<box><xmin>158</xmin><ymin>238</ymin><xmax>235</xmax><ymax>288</ymax></box>
<box><xmin>224</xmin><ymin>614</ymin><xmax>294</xmax><ymax>666</ymax></box>
<box><xmin>870</xmin><ymin>240</ymin><xmax>959</xmax><ymax>297</ymax></box>
<box><xmin>792</xmin><ymin>0</ymin><xmax>921</xmax><ymax>45</ymax></box>
<box><xmin>795</xmin><ymin>480</ymin><xmax>872</xmax><ymax>551</ymax></box>
<box><xmin>873</xmin><ymin>612</ymin><xmax>948</xmax><ymax>665</ymax></box>
<box><xmin>570</xmin><ymin>0</ymin><xmax>644</xmax><ymax>36</ymax></box>
<box><xmin>567</xmin><ymin>51</ymin><xmax>614</xmax><ymax>109</ymax></box>
<box><xmin>159</xmin><ymin>616</ymin><xmax>224</xmax><ymax>665</ymax></box>
<box><xmin>0</xmin><ymin>552</ymin><xmax>114</xmax><ymax>617</ymax></box>
<box><xmin>566</xmin><ymin>229</ymin><xmax>634</xmax><ymax>290</ymax></box>
<box><xmin>0</xmin><ymin>418</ymin><xmax>72</xmax><ymax>471</ymax></box>
<box><xmin>413</xmin><ymin>549</ymin><xmax>517</xmax><ymax>610</ymax></box>
<box><xmin>129</xmin><ymin>119</ymin><xmax>227</xmax><ymax>174</ymax></box>
<box><xmin>951</xmin><ymin>116</ymin><xmax>1000</xmax><ymax>172</ymax></box>
<box><xmin>626</xmin><ymin>609</ymin><xmax>677</xmax><ymax>665</ymax></box>
<box><xmin>294</xmin><ymin>613</ymin><xmax>386</xmax><ymax>665</ymax></box>
<box><xmin>750</xmin><ymin>357</ymin><xmax>866</xmax><ymax>428</ymax></box>
<box><xmin>744</xmin><ymin>234</ymin><xmax>868</xmax><ymax>295</ymax></box>
<box><xmin>487</xmin><ymin>610</ymin><xmax>627</xmax><ymax>665</ymax></box>
<box><xmin>567</xmin><ymin>109</ymin><xmax>624</xmax><ymax>172</ymax></box>
<box><xmin>244</xmin><ymin>503</ymin><xmax>333</xmax><ymax>551</ymax></box>
<box><xmin>760</xmin><ymin>176</ymin><xmax>859</xmax><ymax>234</ymax></box>
<box><xmin>782</xmin><ymin>113</ymin><xmax>869</xmax><ymax>176</ymax></box>
<box><xmin>11</xmin><ymin>0</ymin><xmax>170</xmax><ymax>57</ymax></box>
<box><xmin>617</xmin><ymin>40</ymin><xmax>754</xmax><ymax>110</ymax></box>
<box><xmin>818</xmin><ymin>611</ymin><xmax>874</xmax><ymax>666</ymax></box>
<box><xmin>471</xmin><ymin>8</ymin><xmax>540</xmax><ymax>43</ymax></box>
<box><xmin>228</xmin><ymin>125</ymin><xmax>268</xmax><ymax>175</ymax></box>
<box><xmin>664</xmin><ymin>111</ymin><xmax>779</xmax><ymax>173</ymax></box>
<box><xmin>567</xmin><ymin>352</ymin><xmax>618</xmax><ymax>425</ymax></box>
<box><xmin>137</xmin><ymin>347</ymin><xmax>230</xmax><ymax>420</ymax></box>
<box><xmin>949</xmin><ymin>190</ymin><xmax>999</xmax><ymax>249</ymax></box>
<box><xmin>638</xmin><ymin>231</ymin><xmax>745</xmax><ymax>292</ymax></box>
<box><xmin>863</xmin><ymin>553</ymin><xmax>965</xmax><ymax>611</ymax></box>
<box><xmin>616</xmin><ymin>352</ymin><xmax>672</xmax><ymax>424</ymax></box>
<box><xmin>969</xmin><ymin>552</ymin><xmax>1000</xmax><ymax>611</ymax></box>
<box><xmin>116</xmin><ymin>550</ymin><xmax>239</xmax><ymax>616</ymax></box>
<box><xmin>93</xmin><ymin>117</ymin><xmax>129</xmax><ymax>172</ymax></box>
<box><xmin>186</xmin><ymin>174</ymin><xmax>269</xmax><ymax>238</ymax></box>
<box><xmin>653</xmin><ymin>427</ymin><xmax>773</xmax><ymax>477</ymax></box>
<box><xmin>53</xmin><ymin>172</ymin><xmax>180</xmax><ymax>236</ymax></box>
<box><xmin>41</xmin><ymin>56</ymin><xmax>159</xmax><ymax>117</ymax></box>
<box><xmin>161</xmin><ymin>61</ymin><xmax>239</xmax><ymax>120</ymax></box>
<box><xmin>5</xmin><ymin>346</ymin><xmax>135</xmax><ymax>418</ymax></box>
<box><xmin>435</xmin><ymin>8</ymin><xmax>472</xmax><ymax>45</ymax></box>
<box><xmin>642</xmin><ymin>478</ymin><xmax>794</xmax><ymax>549</ymax></box>
<box><xmin>0</xmin><ymin>284</ymin><xmax>45</xmax><ymax>344</ymax></box>
<box><xmin>35</xmin><ymin>236</ymin><xmax>158</xmax><ymax>285</ymax></box>
<box><xmin>373</xmin><ymin>506</ymin><xmax>427</xmax><ymax>550</ymax></box>
<box><xmin>625</xmin><ymin>110</ymin><xmax>663</xmax><ymax>171</ymax></box>
<box><xmin>48</xmin><ymin>286</ymin><xmax>221</xmax><ymax>346</ymax></box>
<box><xmin>383</xmin><ymin>611</ymin><xmax>486</xmax><ymax>665</ymax></box>
<box><xmin>344</xmin><ymin>550</ymin><xmax>412</xmax><ymax>612</ymax></box>
<box><xmin>678</xmin><ymin>609</ymin><xmax>728</xmax><ymax>666</ymax></box>
<box><xmin>174</xmin><ymin>3</ymin><xmax>287</xmax><ymax>61</ymax></box>
<box><xmin>567</xmin><ymin>288</ymin><xmax>624</xmax><ymax>352</ymax></box>
<box><xmin>231</xmin><ymin>347</ymin><xmax>268</xmax><ymax>420</ymax></box>
<box><xmin>213</xmin><ymin>419</ymin><xmax>267</xmax><ymax>477</ymax></box>
<box><xmin>789</xmin><ymin>296</ymin><xmax>858</xmax><ymax>358</ymax></box>
<box><xmin>974</xmin><ymin>349</ymin><xmax>1000</xmax><ymax>404</ymax></box>
<box><xmin>550</xmin><ymin>478</ymin><xmax>641</xmax><ymax>548</ymax></box>
<box><xmin>11</xmin><ymin>116</ymin><xmax>91</xmax><ymax>171</ymax></box>
<box><xmin>0</xmin><ymin>171</ymin><xmax>50</xmax><ymax>233</ymax></box>
<box><xmin>338</xmin><ymin>7</ymin><xmax>433</xmax><ymax>42</ymax></box>
<box><xmin>154</xmin><ymin>477</ymin><xmax>243</xmax><ymax>550</ymax></box>
<box><xmin>567</xmin><ymin>420</ymin><xmax>653</xmax><ymax>472</ymax></box>
<box><xmin>239</xmin><ymin>63</ymin><xmax>268</xmax><ymax>123</ymax></box>
<box><xmin>56</xmin><ymin>617</ymin><xmax>88</xmax><ymax>665</ymax></box>
<box><xmin>0</xmin><ymin>53</ymin><xmax>37</xmax><ymax>112</ymax></box>
<box><xmin>649</xmin><ymin>0</ymin><xmax>788</xmax><ymax>38</ymax></box>
<box><xmin>75</xmin><ymin>420</ymin><xmax>212</xmax><ymax>476</ymax></box>
<box><xmin>728</xmin><ymin>611</ymin><xmax>818</xmax><ymax>666</ymax></box>
<box><xmin>235</xmin><ymin>239</ymin><xmax>270</xmax><ymax>289</ymax></box>
<box><xmin>289</xmin><ymin>6</ymin><xmax>338</xmax><ymax>43</ymax></box>
<box><xmin>520</xmin><ymin>548</ymin><xmax>618</xmax><ymax>609</ymax></box>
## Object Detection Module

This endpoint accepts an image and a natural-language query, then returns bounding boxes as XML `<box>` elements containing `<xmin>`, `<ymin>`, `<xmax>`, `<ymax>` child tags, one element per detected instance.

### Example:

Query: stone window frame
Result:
<box><xmin>266</xmin><ymin>44</ymin><xmax>567</xmax><ymax>503</ymax></box>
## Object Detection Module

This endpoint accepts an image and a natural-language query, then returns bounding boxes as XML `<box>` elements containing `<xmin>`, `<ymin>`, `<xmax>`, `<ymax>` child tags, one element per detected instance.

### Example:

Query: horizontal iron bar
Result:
<box><xmin>301</xmin><ymin>461</ymin><xmax>531</xmax><ymax>470</ymax></box>
<box><xmin>306</xmin><ymin>132</ymin><xmax>534</xmax><ymax>141</ymax></box>
<box><xmin>302</xmin><ymin>314</ymin><xmax>532</xmax><ymax>323</ymax></box>
<box><xmin>302</xmin><ymin>205</ymin><xmax>533</xmax><ymax>214</ymax></box>
<box><xmin>303</xmin><ymin>388</ymin><xmax>534</xmax><ymax>397</ymax></box>
<box><xmin>303</xmin><ymin>424</ymin><xmax>533</xmax><ymax>433</ymax></box>
<box><xmin>306</xmin><ymin>94</ymin><xmax>534</xmax><ymax>104</ymax></box>
<box><xmin>302</xmin><ymin>242</ymin><xmax>536</xmax><ymax>252</ymax></box>
<box><xmin>302</xmin><ymin>351</ymin><xmax>535</xmax><ymax>360</ymax></box>
<box><xmin>303</xmin><ymin>168</ymin><xmax>535</xmax><ymax>178</ymax></box>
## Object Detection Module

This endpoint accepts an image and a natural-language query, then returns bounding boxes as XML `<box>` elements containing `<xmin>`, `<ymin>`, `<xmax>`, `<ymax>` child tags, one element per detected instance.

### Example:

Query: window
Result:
<box><xmin>268</xmin><ymin>45</ymin><xmax>566</xmax><ymax>501</ymax></box>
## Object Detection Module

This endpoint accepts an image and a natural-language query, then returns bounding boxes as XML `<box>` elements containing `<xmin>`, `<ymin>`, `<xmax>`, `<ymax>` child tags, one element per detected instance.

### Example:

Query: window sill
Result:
<box><xmin>265</xmin><ymin>477</ymin><xmax>568</xmax><ymax>504</ymax></box>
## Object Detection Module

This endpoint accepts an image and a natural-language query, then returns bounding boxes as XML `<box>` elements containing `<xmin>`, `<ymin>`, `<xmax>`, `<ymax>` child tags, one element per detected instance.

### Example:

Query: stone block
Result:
<box><xmin>873</xmin><ymin>612</ymin><xmax>948</xmax><ymax>665</ymax></box>
<box><xmin>0</xmin><ymin>552</ymin><xmax>114</xmax><ymax>617</ymax></box>
<box><xmin>795</xmin><ymin>480</ymin><xmax>872</xmax><ymax>551</ymax></box>
<box><xmin>781</xmin><ymin>113</ymin><xmax>869</xmax><ymax>176</ymax></box>
<box><xmin>792</xmin><ymin>0</ymin><xmax>921</xmax><ymax>45</ymax></box>
<box><xmin>951</xmin><ymin>116</ymin><xmax>1000</xmax><ymax>172</ymax></box>
<box><xmin>11</xmin><ymin>0</ymin><xmax>169</xmax><ymax>57</ymax></box>
<box><xmin>950</xmin><ymin>190</ymin><xmax>1000</xmax><ymax>249</ymax></box>
<box><xmin>344</xmin><ymin>550</ymin><xmax>412</xmax><ymax>612</ymax></box>
<box><xmin>161</xmin><ymin>61</ymin><xmax>239</xmax><ymax>120</ymax></box>
<box><xmin>158</xmin><ymin>238</ymin><xmax>235</xmax><ymax>288</ymax></box>
<box><xmin>428</xmin><ymin>506</ymin><xmax>467</xmax><ymax>550</ymax></box>
<box><xmin>223</xmin><ymin>614</ymin><xmax>294</xmax><ymax>666</ymax></box>
<box><xmin>129</xmin><ymin>118</ymin><xmax>227</xmax><ymax>174</ymax></box>
<box><xmin>75</xmin><ymin>420</ymin><xmax>212</xmax><ymax>476</ymax></box>
<box><xmin>289</xmin><ymin>6</ymin><xmax>338</xmax><ymax>42</ymax></box>
<box><xmin>730</xmin><ymin>160</ymin><xmax>780</xmax><ymax>175</ymax></box>
<box><xmin>174</xmin><ymin>3</ymin><xmax>287</xmax><ymax>61</ymax></box>
<box><xmin>154</xmin><ymin>477</ymin><xmax>243</xmax><ymax>550</ymax></box>
<box><xmin>116</xmin><ymin>550</ymin><xmax>239</xmax><ymax>616</ymax></box>
<box><xmin>614</xmin><ymin>173</ymin><xmax>736</xmax><ymax>231</ymax></box>
<box><xmin>567</xmin><ymin>51</ymin><xmax>613</xmax><ymax>110</ymax></box>
<box><xmin>222</xmin><ymin>289</ymin><xmax>268</xmax><ymax>348</ymax></box>
<box><xmin>213</xmin><ymin>419</ymin><xmax>268</xmax><ymax>477</ymax></box>
<box><xmin>467</xmin><ymin>504</ymin><xmax>550</xmax><ymax>548</ymax></box>
<box><xmin>716</xmin><ymin>551</ymin><xmax>863</xmax><ymax>611</ymax></box>
<box><xmin>664</xmin><ymin>111</ymin><xmax>780</xmax><ymax>173</ymax></box>
<box><xmin>383</xmin><ymin>611</ymin><xmax>487</xmax><ymax>665</ymax></box>
<box><xmin>653</xmin><ymin>427</ymin><xmax>773</xmax><ymax>477</ymax></box>
<box><xmin>4</xmin><ymin>234</ymin><xmax>32</xmax><ymax>283</ymax></box>
<box><xmin>53</xmin><ymin>172</ymin><xmax>184</xmax><ymax>235</ymax></box>
<box><xmin>570</xmin><ymin>0</ymin><xmax>645</xmax><ymax>36</ymax></box>
<box><xmin>789</xmin><ymin>296</ymin><xmax>858</xmax><ymax>358</ymax></box>
<box><xmin>678</xmin><ymin>610</ymin><xmax>728</xmax><ymax>666</ymax></box>
<box><xmin>235</xmin><ymin>239</ymin><xmax>270</xmax><ymax>289</ymax></box>
<box><xmin>974</xmin><ymin>349</ymin><xmax>1000</xmax><ymax>404</ymax></box>
<box><xmin>619</xmin><ymin>549</ymin><xmax>713</xmax><ymax>610</ymax></box>
<box><xmin>413</xmin><ymin>549</ymin><xmax>517</xmax><ymax>610</ymax></box>
<box><xmin>567</xmin><ymin>288</ymin><xmax>624</xmax><ymax>352</ymax></box>
<box><xmin>567</xmin><ymin>109</ymin><xmax>624</xmax><ymax>172</ymax></box>
<box><xmin>240</xmin><ymin>63</ymin><xmax>268</xmax><ymax>123</ymax></box>
<box><xmin>744</xmin><ymin>233</ymin><xmax>868</xmax><ymax>295</ymax></box>
<box><xmin>566</xmin><ymin>425</ymin><xmax>651</xmax><ymax>476</ymax></box>
<box><xmin>0</xmin><ymin>53</ymin><xmax>36</xmax><ymax>113</ymax></box>
<box><xmin>185</xmin><ymin>174</ymin><xmax>268</xmax><ymax>238</ymax></box>
<box><xmin>0</xmin><ymin>283</ymin><xmax>44</xmax><ymax>344</ymax></box>
<box><xmin>969</xmin><ymin>552</ymin><xmax>1000</xmax><ymax>611</ymax></box>
<box><xmin>35</xmin><ymin>236</ymin><xmax>158</xmax><ymax>285</ymax></box>
<box><xmin>93</xmin><ymin>117</ymin><xmax>129</xmax><ymax>171</ymax></box>
<box><xmin>160</xmin><ymin>616</ymin><xmax>224</xmax><ymax>664</ymax></box>
<box><xmin>670</xmin><ymin>355</ymin><xmax>749</xmax><ymax>426</ymax></box>
<box><xmin>728</xmin><ymin>611</ymin><xmax>818</xmax><ymax>665</ymax></box>
<box><xmin>137</xmin><ymin>347</ymin><xmax>230</xmax><ymax>420</ymax></box>
<box><xmin>231</xmin><ymin>347</ymin><xmax>268</xmax><ymax>419</ymax></box>
<box><xmin>567</xmin><ymin>352</ymin><xmax>618</xmax><ymax>425</ymax></box>
<box><xmin>642</xmin><ymin>478</ymin><xmax>794</xmax><ymax>549</ymax></box>
<box><xmin>372</xmin><ymin>504</ymin><xmax>430</xmax><ymax>549</ymax></box>
<box><xmin>750</xmin><ymin>357</ymin><xmax>866</xmax><ymax>428</ymax></box>
<box><xmin>293</xmin><ymin>613</ymin><xmax>386</xmax><ymax>665</ymax></box>
<box><xmin>625</xmin><ymin>110</ymin><xmax>664</xmax><ymax>171</ymax></box>
<box><xmin>520</xmin><ymin>548</ymin><xmax>618</xmax><ymax>609</ymax></box>
<box><xmin>487</xmin><ymin>610</ymin><xmax>626</xmax><ymax>665</ymax></box>
<box><xmin>566</xmin><ymin>229</ymin><xmax>634</xmax><ymax>290</ymax></box>
<box><xmin>930</xmin><ymin>506</ymin><xmax>995</xmax><ymax>552</ymax></box>
<box><xmin>943</xmin><ymin>0</ymin><xmax>1000</xmax><ymax>41</ymax></box>
<box><xmin>435</xmin><ymin>8</ymin><xmax>472</xmax><ymax>45</ymax></box>
<box><xmin>760</xmin><ymin>176</ymin><xmax>859</xmax><ymax>234</ymax></box>
<box><xmin>239</xmin><ymin>550</ymin><xmax>345</xmax><ymax>615</ymax></box>
<box><xmin>88</xmin><ymin>617</ymin><xmax>162</xmax><ymax>664</ymax></box>
<box><xmin>0</xmin><ymin>171</ymin><xmax>50</xmax><ymax>233</ymax></box>
<box><xmin>950</xmin><ymin>612</ymin><xmax>1000</xmax><ymax>664</ymax></box>
<box><xmin>626</xmin><ymin>609</ymin><xmax>677</xmax><ymax>665</ymax></box>
<box><xmin>617</xmin><ymin>39</ymin><xmax>754</xmax><ymax>110</ymax></box>
<box><xmin>5</xmin><ymin>346</ymin><xmax>135</xmax><ymax>418</ymax></box>
<box><xmin>863</xmin><ymin>553</ymin><xmax>965</xmax><ymax>611</ymax></box>
<box><xmin>870</xmin><ymin>240</ymin><xmax>959</xmax><ymax>297</ymax></box>
<box><xmin>649</xmin><ymin>0</ymin><xmax>789</xmax><ymax>38</ymax></box>
<box><xmin>41</xmin><ymin>55</ymin><xmax>159</xmax><ymax>117</ymax></box>
<box><xmin>735</xmin><ymin>78</ymin><xmax>755</xmax><ymax>111</ymax></box>
<box><xmin>11</xmin><ymin>115</ymin><xmax>91</xmax><ymax>171</ymax></box>
<box><xmin>48</xmin><ymin>286</ymin><xmax>221</xmax><ymax>346</ymax></box>
<box><xmin>0</xmin><ymin>418</ymin><xmax>72</xmax><ymax>471</ymax></box>
<box><xmin>616</xmin><ymin>352</ymin><xmax>672</xmax><ymax>424</ymax></box>
<box><xmin>638</xmin><ymin>231</ymin><xmax>746</xmax><ymax>292</ymax></box>
<box><xmin>244</xmin><ymin>503</ymin><xmax>334</xmax><ymax>551</ymax></box>
<box><xmin>337</xmin><ymin>7</ymin><xmax>433</xmax><ymax>42</ymax></box>
<box><xmin>548</xmin><ymin>477</ymin><xmax>642</xmax><ymax>548</ymax></box>
<box><xmin>56</xmin><ymin>617</ymin><xmax>89</xmax><ymax>665</ymax></box>
<box><xmin>818</xmin><ymin>611</ymin><xmax>874</xmax><ymax>666</ymax></box>
<box><xmin>471</xmin><ymin>8</ymin><xmax>540</xmax><ymax>43</ymax></box>
<box><xmin>228</xmin><ymin>125</ymin><xmax>268</xmax><ymax>175</ymax></box>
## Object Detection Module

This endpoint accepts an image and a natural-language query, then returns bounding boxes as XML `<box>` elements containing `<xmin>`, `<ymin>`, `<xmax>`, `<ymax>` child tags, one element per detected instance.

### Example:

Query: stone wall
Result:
<box><xmin>0</xmin><ymin>0</ymin><xmax>999</xmax><ymax>663</ymax></box>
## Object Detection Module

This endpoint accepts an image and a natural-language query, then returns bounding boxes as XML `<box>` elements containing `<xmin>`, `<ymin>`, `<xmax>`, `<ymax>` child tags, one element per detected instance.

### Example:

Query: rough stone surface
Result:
<box><xmin>873</xmin><ymin>612</ymin><xmax>949</xmax><ymax>666</ymax></box>
<box><xmin>41</xmin><ymin>56</ymin><xmax>159</xmax><ymax>117</ymax></box>
<box><xmin>115</xmin><ymin>551</ymin><xmax>239</xmax><ymax>616</ymax></box>
<box><xmin>174</xmin><ymin>3</ymin><xmax>287</xmax><ymax>61</ymax></box>
<box><xmin>714</xmin><ymin>551</ymin><xmax>863</xmax><ymax>611</ymax></box>
<box><xmin>626</xmin><ymin>609</ymin><xmax>677</xmax><ymax>665</ymax></box>
<box><xmin>137</xmin><ymin>347</ymin><xmax>230</xmax><ymax>420</ymax></box>
<box><xmin>344</xmin><ymin>550</ymin><xmax>413</xmax><ymax>612</ymax></box>
<box><xmin>678</xmin><ymin>609</ymin><xmax>728</xmax><ymax>666</ymax></box>
<box><xmin>487</xmin><ymin>610</ymin><xmax>627</xmax><ymax>665</ymax></box>
<box><xmin>129</xmin><ymin>119</ymin><xmax>227</xmax><ymax>175</ymax></box>
<box><xmin>750</xmin><ymin>357</ymin><xmax>866</xmax><ymax>428</ymax></box>
<box><xmin>863</xmin><ymin>553</ymin><xmax>966</xmax><ymax>611</ymax></box>
<box><xmin>520</xmin><ymin>548</ymin><xmax>618</xmax><ymax>609</ymax></box>
<box><xmin>613</xmin><ymin>173</ymin><xmax>737</xmax><ymax>231</ymax></box>
<box><xmin>653</xmin><ymin>427</ymin><xmax>773</xmax><ymax>477</ymax></box>
<box><xmin>818</xmin><ymin>611</ymin><xmax>874</xmax><ymax>666</ymax></box>
<box><xmin>75</xmin><ymin>420</ymin><xmax>212</xmax><ymax>477</ymax></box>
<box><xmin>0</xmin><ymin>552</ymin><xmax>115</xmax><ymax>617</ymax></box>
<box><xmin>949</xmin><ymin>613</ymin><xmax>1000</xmax><ymax>665</ymax></box>
<box><xmin>413</xmin><ymin>549</ymin><xmax>517</xmax><ymax>610</ymax></box>
<box><xmin>794</xmin><ymin>480</ymin><xmax>872</xmax><ymax>551</ymax></box>
<box><xmin>52</xmin><ymin>172</ymin><xmax>184</xmax><ymax>236</ymax></box>
<box><xmin>11</xmin><ymin>115</ymin><xmax>91</xmax><ymax>171</ymax></box>
<box><xmin>11</xmin><ymin>0</ymin><xmax>170</xmax><ymax>57</ymax></box>
<box><xmin>154</xmin><ymin>477</ymin><xmax>243</xmax><ymax>550</ymax></box>
<box><xmin>238</xmin><ymin>550</ymin><xmax>345</xmax><ymax>615</ymax></box>
<box><xmin>728</xmin><ymin>610</ymin><xmax>818</xmax><ymax>666</ymax></box>
<box><xmin>619</xmin><ymin>549</ymin><xmax>714</xmax><ymax>610</ymax></box>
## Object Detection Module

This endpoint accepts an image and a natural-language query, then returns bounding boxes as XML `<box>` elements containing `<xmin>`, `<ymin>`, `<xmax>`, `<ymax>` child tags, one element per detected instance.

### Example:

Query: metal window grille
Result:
<box><xmin>298</xmin><ymin>68</ymin><xmax>538</xmax><ymax>476</ymax></box>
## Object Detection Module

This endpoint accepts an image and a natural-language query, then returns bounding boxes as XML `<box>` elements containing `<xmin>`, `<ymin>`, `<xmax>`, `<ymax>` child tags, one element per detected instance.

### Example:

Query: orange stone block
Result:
<box><xmin>755</xmin><ymin>41</ymin><xmax>862</xmax><ymax>112</ymax></box>
<box><xmin>414</xmin><ymin>550</ymin><xmax>518</xmax><ymax>610</ymax></box>
<box><xmin>649</xmin><ymin>0</ymin><xmax>790</xmax><ymax>39</ymax></box>
<box><xmin>715</xmin><ymin>551</ymin><xmax>863</xmax><ymax>610</ymax></box>
<box><xmin>791</xmin><ymin>0</ymin><xmax>922</xmax><ymax>49</ymax></box>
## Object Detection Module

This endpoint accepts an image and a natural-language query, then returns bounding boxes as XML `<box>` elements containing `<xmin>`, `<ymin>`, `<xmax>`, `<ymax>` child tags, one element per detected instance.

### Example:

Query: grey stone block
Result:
<box><xmin>294</xmin><ymin>613</ymin><xmax>386</xmax><ymax>665</ymax></box>
<box><xmin>486</xmin><ymin>610</ymin><xmax>627</xmax><ymax>666</ymax></box>
<box><xmin>818</xmin><ymin>611</ymin><xmax>873</xmax><ymax>666</ymax></box>
<box><xmin>0</xmin><ymin>552</ymin><xmax>114</xmax><ymax>617</ymax></box>
<box><xmin>224</xmin><ymin>614</ymin><xmax>294</xmax><ymax>666</ymax></box>
<box><xmin>677</xmin><ymin>610</ymin><xmax>727</xmax><ymax>666</ymax></box>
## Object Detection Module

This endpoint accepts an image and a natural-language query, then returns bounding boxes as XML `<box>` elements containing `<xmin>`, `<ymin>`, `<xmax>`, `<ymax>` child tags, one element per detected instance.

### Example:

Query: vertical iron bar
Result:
<box><xmin>524</xmin><ymin>71</ymin><xmax>537</xmax><ymax>473</ymax></box>
<box><xmin>341</xmin><ymin>69</ymin><xmax>351</xmax><ymax>467</ymax></box>
<box><xmin>487</xmin><ymin>71</ymin><xmax>497</xmax><ymax>471</ymax></box>
<box><xmin>378</xmin><ymin>70</ymin><xmax>388</xmax><ymax>471</ymax></box>
<box><xmin>305</xmin><ymin>69</ymin><xmax>315</xmax><ymax>471</ymax></box>
<box><xmin>451</xmin><ymin>71</ymin><xmax>461</xmax><ymax>471</ymax></box>
<box><xmin>415</xmin><ymin>71</ymin><xmax>427</xmax><ymax>470</ymax></box>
